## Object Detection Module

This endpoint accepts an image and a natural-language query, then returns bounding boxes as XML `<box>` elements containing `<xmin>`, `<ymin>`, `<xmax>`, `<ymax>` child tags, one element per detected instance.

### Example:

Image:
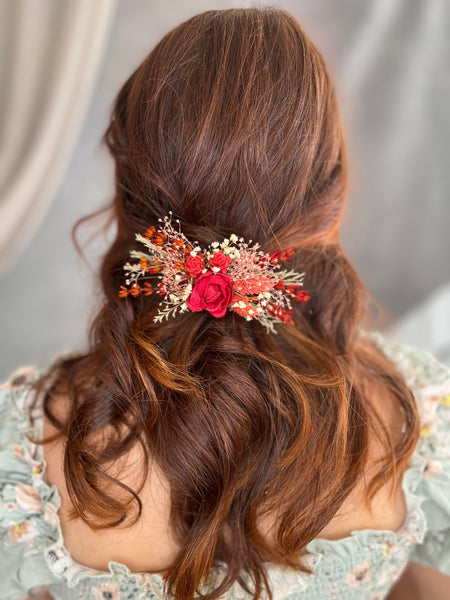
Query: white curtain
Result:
<box><xmin>0</xmin><ymin>0</ymin><xmax>117</xmax><ymax>272</ymax></box>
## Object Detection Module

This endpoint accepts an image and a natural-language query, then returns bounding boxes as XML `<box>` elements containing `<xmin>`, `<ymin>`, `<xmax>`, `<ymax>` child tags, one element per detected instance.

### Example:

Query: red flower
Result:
<box><xmin>267</xmin><ymin>304</ymin><xmax>295</xmax><ymax>325</ymax></box>
<box><xmin>209</xmin><ymin>251</ymin><xmax>231</xmax><ymax>272</ymax></box>
<box><xmin>187</xmin><ymin>271</ymin><xmax>232</xmax><ymax>317</ymax></box>
<box><xmin>279</xmin><ymin>247</ymin><xmax>294</xmax><ymax>261</ymax></box>
<box><xmin>295</xmin><ymin>290</ymin><xmax>310</xmax><ymax>302</ymax></box>
<box><xmin>185</xmin><ymin>254</ymin><xmax>204</xmax><ymax>277</ymax></box>
<box><xmin>269</xmin><ymin>247</ymin><xmax>294</xmax><ymax>264</ymax></box>
<box><xmin>269</xmin><ymin>250</ymin><xmax>281</xmax><ymax>264</ymax></box>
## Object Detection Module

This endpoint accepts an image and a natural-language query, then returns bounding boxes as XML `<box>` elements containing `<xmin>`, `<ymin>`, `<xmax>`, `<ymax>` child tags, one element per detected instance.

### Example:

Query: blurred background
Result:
<box><xmin>0</xmin><ymin>0</ymin><xmax>449</xmax><ymax>378</ymax></box>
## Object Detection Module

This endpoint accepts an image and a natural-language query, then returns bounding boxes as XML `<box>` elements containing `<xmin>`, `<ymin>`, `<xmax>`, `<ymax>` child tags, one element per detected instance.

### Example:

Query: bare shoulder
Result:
<box><xmin>42</xmin><ymin>393</ymin><xmax>181</xmax><ymax>573</ymax></box>
<box><xmin>315</xmin><ymin>339</ymin><xmax>413</xmax><ymax>539</ymax></box>
<box><xmin>315</xmin><ymin>408</ymin><xmax>408</xmax><ymax>539</ymax></box>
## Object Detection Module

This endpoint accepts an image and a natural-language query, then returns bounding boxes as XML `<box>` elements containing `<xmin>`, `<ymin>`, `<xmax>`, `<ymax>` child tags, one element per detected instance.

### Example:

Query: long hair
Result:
<box><xmin>34</xmin><ymin>8</ymin><xmax>419</xmax><ymax>600</ymax></box>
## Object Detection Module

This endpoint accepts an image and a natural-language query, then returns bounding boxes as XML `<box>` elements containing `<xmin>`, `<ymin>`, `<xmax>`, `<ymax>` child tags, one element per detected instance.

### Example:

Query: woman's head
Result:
<box><xmin>37</xmin><ymin>8</ymin><xmax>419</xmax><ymax>600</ymax></box>
<box><xmin>103</xmin><ymin>7</ymin><xmax>349</xmax><ymax>339</ymax></box>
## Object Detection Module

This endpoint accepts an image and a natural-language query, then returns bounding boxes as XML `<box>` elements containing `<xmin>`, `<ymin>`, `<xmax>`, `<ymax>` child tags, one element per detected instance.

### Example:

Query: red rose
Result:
<box><xmin>187</xmin><ymin>271</ymin><xmax>233</xmax><ymax>317</ymax></box>
<box><xmin>185</xmin><ymin>254</ymin><xmax>204</xmax><ymax>277</ymax></box>
<box><xmin>209</xmin><ymin>251</ymin><xmax>231</xmax><ymax>272</ymax></box>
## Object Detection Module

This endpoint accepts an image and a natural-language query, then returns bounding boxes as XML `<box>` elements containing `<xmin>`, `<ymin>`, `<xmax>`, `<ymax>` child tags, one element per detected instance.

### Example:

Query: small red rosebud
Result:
<box><xmin>209</xmin><ymin>251</ymin><xmax>231</xmax><ymax>272</ymax></box>
<box><xmin>185</xmin><ymin>254</ymin><xmax>204</xmax><ymax>277</ymax></box>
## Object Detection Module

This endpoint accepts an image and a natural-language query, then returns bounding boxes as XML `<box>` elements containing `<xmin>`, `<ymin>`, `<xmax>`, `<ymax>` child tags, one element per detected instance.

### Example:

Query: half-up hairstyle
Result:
<box><xmin>34</xmin><ymin>8</ymin><xmax>419</xmax><ymax>600</ymax></box>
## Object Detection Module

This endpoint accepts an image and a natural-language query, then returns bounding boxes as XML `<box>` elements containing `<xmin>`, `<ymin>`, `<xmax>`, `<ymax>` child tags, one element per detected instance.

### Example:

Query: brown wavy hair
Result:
<box><xmin>34</xmin><ymin>7</ymin><xmax>419</xmax><ymax>600</ymax></box>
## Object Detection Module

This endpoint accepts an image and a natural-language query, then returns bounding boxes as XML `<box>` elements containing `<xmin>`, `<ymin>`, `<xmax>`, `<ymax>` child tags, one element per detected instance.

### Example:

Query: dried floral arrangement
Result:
<box><xmin>119</xmin><ymin>214</ymin><xmax>310</xmax><ymax>333</ymax></box>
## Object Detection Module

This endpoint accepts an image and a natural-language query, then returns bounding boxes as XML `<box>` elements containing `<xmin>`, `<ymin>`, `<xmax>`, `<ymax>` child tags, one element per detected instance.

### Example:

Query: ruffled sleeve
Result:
<box><xmin>407</xmin><ymin>363</ymin><xmax>450</xmax><ymax>574</ymax></box>
<box><xmin>370</xmin><ymin>334</ymin><xmax>450</xmax><ymax>575</ymax></box>
<box><xmin>0</xmin><ymin>367</ymin><xmax>61</xmax><ymax>599</ymax></box>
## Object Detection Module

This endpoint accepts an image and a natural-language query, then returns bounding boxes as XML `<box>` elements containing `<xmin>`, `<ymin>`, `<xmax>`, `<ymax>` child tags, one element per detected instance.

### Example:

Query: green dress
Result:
<box><xmin>1</xmin><ymin>333</ymin><xmax>449</xmax><ymax>600</ymax></box>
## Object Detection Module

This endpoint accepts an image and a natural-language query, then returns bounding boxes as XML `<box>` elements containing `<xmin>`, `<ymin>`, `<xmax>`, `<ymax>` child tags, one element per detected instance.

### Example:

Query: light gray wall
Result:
<box><xmin>1</xmin><ymin>0</ymin><xmax>449</xmax><ymax>378</ymax></box>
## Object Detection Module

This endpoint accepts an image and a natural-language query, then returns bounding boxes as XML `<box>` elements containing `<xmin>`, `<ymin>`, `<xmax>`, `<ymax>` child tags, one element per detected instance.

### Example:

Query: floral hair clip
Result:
<box><xmin>119</xmin><ymin>213</ymin><xmax>310</xmax><ymax>333</ymax></box>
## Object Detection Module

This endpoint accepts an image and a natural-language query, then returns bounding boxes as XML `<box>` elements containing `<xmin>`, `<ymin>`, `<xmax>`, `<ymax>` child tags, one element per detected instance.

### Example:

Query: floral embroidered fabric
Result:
<box><xmin>0</xmin><ymin>332</ymin><xmax>449</xmax><ymax>600</ymax></box>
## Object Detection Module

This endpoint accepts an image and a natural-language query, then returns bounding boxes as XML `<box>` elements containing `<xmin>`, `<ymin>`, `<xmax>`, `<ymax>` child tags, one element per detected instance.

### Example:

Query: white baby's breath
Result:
<box><xmin>181</xmin><ymin>284</ymin><xmax>192</xmax><ymax>300</ymax></box>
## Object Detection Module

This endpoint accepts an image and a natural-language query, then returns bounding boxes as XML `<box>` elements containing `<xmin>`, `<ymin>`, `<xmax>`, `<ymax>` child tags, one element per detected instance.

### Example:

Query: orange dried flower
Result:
<box><xmin>230</xmin><ymin>294</ymin><xmax>258</xmax><ymax>319</ymax></box>
<box><xmin>129</xmin><ymin>284</ymin><xmax>142</xmax><ymax>297</ymax></box>
<box><xmin>153</xmin><ymin>232</ymin><xmax>167</xmax><ymax>246</ymax></box>
<box><xmin>144</xmin><ymin>226</ymin><xmax>156</xmax><ymax>239</ymax></box>
<box><xmin>139</xmin><ymin>258</ymin><xmax>150</xmax><ymax>271</ymax></box>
